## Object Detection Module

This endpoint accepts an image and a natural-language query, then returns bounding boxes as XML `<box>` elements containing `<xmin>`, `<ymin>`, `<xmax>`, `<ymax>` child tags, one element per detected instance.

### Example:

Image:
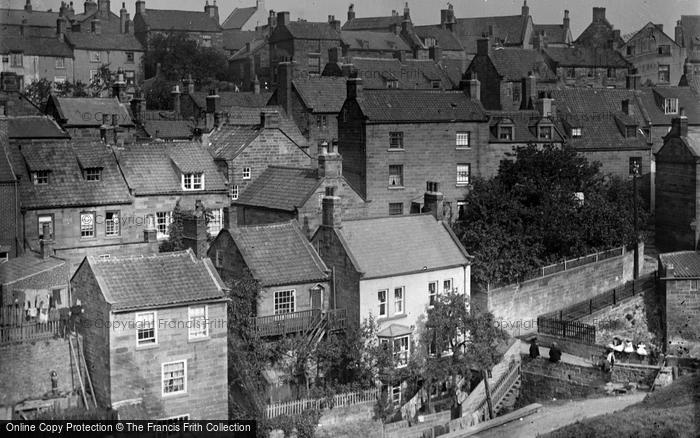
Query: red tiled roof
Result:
<box><xmin>293</xmin><ymin>77</ymin><xmax>348</xmax><ymax>113</ymax></box>
<box><xmin>659</xmin><ymin>251</ymin><xmax>700</xmax><ymax>278</ymax></box>
<box><xmin>489</xmin><ymin>48</ymin><xmax>557</xmax><ymax>82</ymax></box>
<box><xmin>223</xmin><ymin>29</ymin><xmax>257</xmax><ymax>52</ymax></box>
<box><xmin>65</xmin><ymin>32</ymin><xmax>144</xmax><ymax>51</ymax></box>
<box><xmin>83</xmin><ymin>249</ymin><xmax>227</xmax><ymax>312</ymax></box>
<box><xmin>342</xmin><ymin>16</ymin><xmax>403</xmax><ymax>31</ymax></box>
<box><xmin>284</xmin><ymin>21</ymin><xmax>341</xmax><ymax>40</ymax></box>
<box><xmin>50</xmin><ymin>96</ymin><xmax>133</xmax><ymax>127</ymax></box>
<box><xmin>8</xmin><ymin>116</ymin><xmax>69</xmax><ymax>139</ymax></box>
<box><xmin>355</xmin><ymin>89</ymin><xmax>486</xmax><ymax>123</ymax></box>
<box><xmin>413</xmin><ymin>25</ymin><xmax>465</xmax><ymax>51</ymax></box>
<box><xmin>0</xmin><ymin>35</ymin><xmax>73</xmax><ymax>57</ymax></box>
<box><xmin>543</xmin><ymin>47</ymin><xmax>629</xmax><ymax>68</ymax></box>
<box><xmin>341</xmin><ymin>30</ymin><xmax>411</xmax><ymax>52</ymax></box>
<box><xmin>0</xmin><ymin>253</ymin><xmax>67</xmax><ymax>286</ymax></box>
<box><xmin>141</xmin><ymin>9</ymin><xmax>221</xmax><ymax>32</ymax></box>
<box><xmin>8</xmin><ymin>141</ymin><xmax>132</xmax><ymax>209</ymax></box>
<box><xmin>228</xmin><ymin>221</ymin><xmax>329</xmax><ymax>287</ymax></box>
<box><xmin>222</xmin><ymin>6</ymin><xmax>256</xmax><ymax>30</ymax></box>
<box><xmin>235</xmin><ymin>165</ymin><xmax>321</xmax><ymax>211</ymax></box>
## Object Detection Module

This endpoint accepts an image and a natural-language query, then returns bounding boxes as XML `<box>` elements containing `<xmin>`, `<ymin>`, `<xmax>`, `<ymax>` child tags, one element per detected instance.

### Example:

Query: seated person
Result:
<box><xmin>636</xmin><ymin>342</ymin><xmax>648</xmax><ymax>357</ymax></box>
<box><xmin>549</xmin><ymin>342</ymin><xmax>562</xmax><ymax>363</ymax></box>
<box><xmin>623</xmin><ymin>339</ymin><xmax>635</xmax><ymax>354</ymax></box>
<box><xmin>610</xmin><ymin>337</ymin><xmax>625</xmax><ymax>353</ymax></box>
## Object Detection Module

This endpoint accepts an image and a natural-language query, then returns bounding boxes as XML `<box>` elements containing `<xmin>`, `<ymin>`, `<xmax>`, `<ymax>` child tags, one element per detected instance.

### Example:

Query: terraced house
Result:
<box><xmin>133</xmin><ymin>0</ymin><xmax>223</xmax><ymax>50</ymax></box>
<box><xmin>71</xmin><ymin>250</ymin><xmax>229</xmax><ymax>420</ymax></box>
<box><xmin>337</xmin><ymin>78</ymin><xmax>488</xmax><ymax>218</ymax></box>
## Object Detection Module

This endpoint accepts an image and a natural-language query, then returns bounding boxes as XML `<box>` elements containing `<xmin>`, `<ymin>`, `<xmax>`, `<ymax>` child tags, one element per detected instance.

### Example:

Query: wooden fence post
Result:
<box><xmin>613</xmin><ymin>289</ymin><xmax>616</xmax><ymax>305</ymax></box>
<box><xmin>589</xmin><ymin>299</ymin><xmax>593</xmax><ymax>315</ymax></box>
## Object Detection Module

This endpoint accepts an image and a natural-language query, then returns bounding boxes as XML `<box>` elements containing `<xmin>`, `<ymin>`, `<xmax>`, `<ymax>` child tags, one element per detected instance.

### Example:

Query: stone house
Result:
<box><xmin>658</xmin><ymin>251</ymin><xmax>700</xmax><ymax>358</ymax></box>
<box><xmin>675</xmin><ymin>16</ymin><xmax>700</xmax><ymax>92</ymax></box>
<box><xmin>114</xmin><ymin>141</ymin><xmax>230</xmax><ymax>243</ymax></box>
<box><xmin>133</xmin><ymin>0</ymin><xmax>223</xmax><ymax>51</ymax></box>
<box><xmin>531</xmin><ymin>10</ymin><xmax>574</xmax><ymax>48</ymax></box>
<box><xmin>208</xmin><ymin>220</ymin><xmax>332</xmax><ymax>336</ymax></box>
<box><xmin>45</xmin><ymin>95</ymin><xmax>135</xmax><ymax>141</ymax></box>
<box><xmin>574</xmin><ymin>7</ymin><xmax>625</xmax><ymax>50</ymax></box>
<box><xmin>206</xmin><ymin>109</ymin><xmax>312</xmax><ymax>217</ymax></box>
<box><xmin>222</xmin><ymin>0</ymin><xmax>267</xmax><ymax>33</ymax></box>
<box><xmin>638</xmin><ymin>86</ymin><xmax>700</xmax><ymax>149</ymax></box>
<box><xmin>464</xmin><ymin>39</ymin><xmax>557</xmax><ymax>111</ymax></box>
<box><xmin>620</xmin><ymin>23</ymin><xmax>685</xmax><ymax>86</ymax></box>
<box><xmin>64</xmin><ymin>32</ymin><xmax>144</xmax><ymax>87</ymax></box>
<box><xmin>0</xmin><ymin>35</ymin><xmax>74</xmax><ymax>90</ymax></box>
<box><xmin>337</xmin><ymin>78</ymin><xmax>488</xmax><ymax>218</ymax></box>
<box><xmin>542</xmin><ymin>46</ymin><xmax>630</xmax><ymax>88</ymax></box>
<box><xmin>0</xmin><ymin>112</ymin><xmax>20</xmax><ymax>260</ymax></box>
<box><xmin>311</xmin><ymin>191</ymin><xmax>470</xmax><ymax>400</ymax></box>
<box><xmin>234</xmin><ymin>141</ymin><xmax>367</xmax><ymax>237</ymax></box>
<box><xmin>269</xmin><ymin>12</ymin><xmax>342</xmax><ymax>81</ymax></box>
<box><xmin>654</xmin><ymin>113</ymin><xmax>700</xmax><ymax>252</ymax></box>
<box><xmin>5</xmin><ymin>140</ymin><xmax>158</xmax><ymax>272</ymax></box>
<box><xmin>70</xmin><ymin>249</ymin><xmax>229</xmax><ymax>419</ymax></box>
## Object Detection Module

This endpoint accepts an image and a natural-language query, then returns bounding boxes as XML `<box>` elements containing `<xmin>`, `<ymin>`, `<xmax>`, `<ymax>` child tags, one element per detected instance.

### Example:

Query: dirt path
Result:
<box><xmin>472</xmin><ymin>392</ymin><xmax>647</xmax><ymax>438</ymax></box>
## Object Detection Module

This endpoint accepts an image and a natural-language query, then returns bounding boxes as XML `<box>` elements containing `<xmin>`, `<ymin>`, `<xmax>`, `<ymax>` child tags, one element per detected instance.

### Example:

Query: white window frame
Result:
<box><xmin>156</xmin><ymin>211</ymin><xmax>172</xmax><ymax>239</ymax></box>
<box><xmin>207</xmin><ymin>208</ymin><xmax>223</xmax><ymax>236</ymax></box>
<box><xmin>274</xmin><ymin>289</ymin><xmax>295</xmax><ymax>314</ymax></box>
<box><xmin>391</xmin><ymin>384</ymin><xmax>402</xmax><ymax>404</ymax></box>
<box><xmin>161</xmin><ymin>360</ymin><xmax>187</xmax><ymax>396</ymax></box>
<box><xmin>443</xmin><ymin>279</ymin><xmax>453</xmax><ymax>293</ymax></box>
<box><xmin>85</xmin><ymin>168</ymin><xmax>101</xmax><ymax>181</ymax></box>
<box><xmin>394</xmin><ymin>286</ymin><xmax>404</xmax><ymax>315</ymax></box>
<box><xmin>231</xmin><ymin>185</ymin><xmax>239</xmax><ymax>201</ymax></box>
<box><xmin>90</xmin><ymin>51</ymin><xmax>100</xmax><ymax>63</ymax></box>
<box><xmin>126</xmin><ymin>51</ymin><xmax>135</xmax><ymax>63</ymax></box>
<box><xmin>80</xmin><ymin>211</ymin><xmax>96</xmax><ymax>239</ymax></box>
<box><xmin>389</xmin><ymin>131</ymin><xmax>404</xmax><ymax>150</ymax></box>
<box><xmin>378</xmin><ymin>289</ymin><xmax>388</xmax><ymax>317</ymax></box>
<box><xmin>456</xmin><ymin>131</ymin><xmax>470</xmax><ymax>148</ymax></box>
<box><xmin>389</xmin><ymin>165</ymin><xmax>403</xmax><ymax>187</ymax></box>
<box><xmin>136</xmin><ymin>311</ymin><xmax>157</xmax><ymax>346</ymax></box>
<box><xmin>393</xmin><ymin>335</ymin><xmax>410</xmax><ymax>368</ymax></box>
<box><xmin>538</xmin><ymin>125</ymin><xmax>553</xmax><ymax>140</ymax></box>
<box><xmin>38</xmin><ymin>214</ymin><xmax>54</xmax><ymax>239</ymax></box>
<box><xmin>188</xmin><ymin>305</ymin><xmax>208</xmax><ymax>339</ymax></box>
<box><xmin>498</xmin><ymin>125</ymin><xmax>514</xmax><ymax>140</ymax></box>
<box><xmin>55</xmin><ymin>57</ymin><xmax>65</xmax><ymax>69</ymax></box>
<box><xmin>456</xmin><ymin>164</ymin><xmax>470</xmax><ymax>186</ymax></box>
<box><xmin>571</xmin><ymin>127</ymin><xmax>582</xmax><ymax>137</ymax></box>
<box><xmin>105</xmin><ymin>210</ymin><xmax>120</xmax><ymax>237</ymax></box>
<box><xmin>242</xmin><ymin>167</ymin><xmax>251</xmax><ymax>180</ymax></box>
<box><xmin>201</xmin><ymin>35</ymin><xmax>212</xmax><ymax>48</ymax></box>
<box><xmin>182</xmin><ymin>173</ymin><xmax>204</xmax><ymax>191</ymax></box>
<box><xmin>53</xmin><ymin>76</ymin><xmax>66</xmax><ymax>84</ymax></box>
<box><xmin>32</xmin><ymin>170</ymin><xmax>49</xmax><ymax>185</ymax></box>
<box><xmin>10</xmin><ymin>52</ymin><xmax>23</xmax><ymax>67</ymax></box>
<box><xmin>664</xmin><ymin>98</ymin><xmax>678</xmax><ymax>115</ymax></box>
<box><xmin>428</xmin><ymin>281</ymin><xmax>438</xmax><ymax>307</ymax></box>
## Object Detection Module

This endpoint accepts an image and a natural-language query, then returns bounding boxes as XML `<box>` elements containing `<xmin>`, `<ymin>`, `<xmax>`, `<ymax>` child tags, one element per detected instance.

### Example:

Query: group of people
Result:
<box><xmin>529</xmin><ymin>338</ymin><xmax>561</xmax><ymax>363</ymax></box>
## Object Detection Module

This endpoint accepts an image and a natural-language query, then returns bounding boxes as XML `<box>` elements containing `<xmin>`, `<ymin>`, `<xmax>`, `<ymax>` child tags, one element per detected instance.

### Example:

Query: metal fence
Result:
<box><xmin>537</xmin><ymin>317</ymin><xmax>596</xmax><ymax>345</ymax></box>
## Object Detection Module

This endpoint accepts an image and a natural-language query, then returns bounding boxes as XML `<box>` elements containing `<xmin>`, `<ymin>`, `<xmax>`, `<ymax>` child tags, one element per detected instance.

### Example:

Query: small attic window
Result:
<box><xmin>498</xmin><ymin>125</ymin><xmax>514</xmax><ymax>140</ymax></box>
<box><xmin>32</xmin><ymin>170</ymin><xmax>50</xmax><ymax>185</ymax></box>
<box><xmin>182</xmin><ymin>173</ymin><xmax>204</xmax><ymax>190</ymax></box>
<box><xmin>386</xmin><ymin>79</ymin><xmax>399</xmax><ymax>89</ymax></box>
<box><xmin>663</xmin><ymin>98</ymin><xmax>678</xmax><ymax>115</ymax></box>
<box><xmin>84</xmin><ymin>168</ymin><xmax>102</xmax><ymax>181</ymax></box>
<box><xmin>538</xmin><ymin>125</ymin><xmax>553</xmax><ymax>140</ymax></box>
<box><xmin>571</xmin><ymin>127</ymin><xmax>582</xmax><ymax>137</ymax></box>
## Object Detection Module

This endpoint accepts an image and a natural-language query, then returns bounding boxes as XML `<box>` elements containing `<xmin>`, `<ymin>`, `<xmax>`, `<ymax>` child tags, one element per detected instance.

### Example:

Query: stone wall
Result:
<box><xmin>0</xmin><ymin>337</ymin><xmax>79</xmax><ymax>407</ymax></box>
<box><xmin>519</xmin><ymin>356</ymin><xmax>607</xmax><ymax>405</ymax></box>
<box><xmin>318</xmin><ymin>402</ymin><xmax>374</xmax><ymax>427</ymax></box>
<box><xmin>482</xmin><ymin>247</ymin><xmax>640</xmax><ymax>337</ymax></box>
<box><xmin>665</xmin><ymin>279</ymin><xmax>700</xmax><ymax>358</ymax></box>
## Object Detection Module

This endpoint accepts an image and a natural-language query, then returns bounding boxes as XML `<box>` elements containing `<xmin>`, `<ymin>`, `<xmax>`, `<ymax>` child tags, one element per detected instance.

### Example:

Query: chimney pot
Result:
<box><xmin>423</xmin><ymin>181</ymin><xmax>444</xmax><ymax>220</ymax></box>
<box><xmin>40</xmin><ymin>223</ymin><xmax>53</xmax><ymax>259</ymax></box>
<box><xmin>347</xmin><ymin>77</ymin><xmax>363</xmax><ymax>99</ymax></box>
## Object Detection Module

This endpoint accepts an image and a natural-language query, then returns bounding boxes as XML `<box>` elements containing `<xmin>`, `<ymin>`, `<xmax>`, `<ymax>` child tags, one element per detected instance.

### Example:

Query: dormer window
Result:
<box><xmin>664</xmin><ymin>98</ymin><xmax>678</xmax><ymax>115</ymax></box>
<box><xmin>538</xmin><ymin>125</ymin><xmax>553</xmax><ymax>140</ymax></box>
<box><xmin>432</xmin><ymin>80</ymin><xmax>441</xmax><ymax>89</ymax></box>
<box><xmin>625</xmin><ymin>126</ymin><xmax>638</xmax><ymax>137</ymax></box>
<box><xmin>386</xmin><ymin>79</ymin><xmax>399</xmax><ymax>89</ymax></box>
<box><xmin>182</xmin><ymin>173</ymin><xmax>204</xmax><ymax>190</ymax></box>
<box><xmin>498</xmin><ymin>125</ymin><xmax>514</xmax><ymax>140</ymax></box>
<box><xmin>84</xmin><ymin>168</ymin><xmax>102</xmax><ymax>181</ymax></box>
<box><xmin>571</xmin><ymin>127</ymin><xmax>582</xmax><ymax>138</ymax></box>
<box><xmin>32</xmin><ymin>170</ymin><xmax>50</xmax><ymax>185</ymax></box>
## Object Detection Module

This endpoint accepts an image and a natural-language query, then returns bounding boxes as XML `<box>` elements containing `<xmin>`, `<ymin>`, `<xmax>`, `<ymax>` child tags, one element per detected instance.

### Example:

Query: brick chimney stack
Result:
<box><xmin>346</xmin><ymin>77</ymin><xmax>363</xmax><ymax>99</ymax></box>
<box><xmin>277</xmin><ymin>11</ymin><xmax>290</xmax><ymax>27</ymax></box>
<box><xmin>130</xmin><ymin>89</ymin><xmax>146</xmax><ymax>125</ymax></box>
<box><xmin>671</xmin><ymin>108</ymin><xmax>688</xmax><ymax>137</ymax></box>
<box><xmin>84</xmin><ymin>0</ymin><xmax>97</xmax><ymax>15</ymax></box>
<box><xmin>112</xmin><ymin>71</ymin><xmax>126</xmax><ymax>102</ymax></box>
<box><xmin>183</xmin><ymin>73</ymin><xmax>194</xmax><ymax>95</ymax></box>
<box><xmin>476</xmin><ymin>38</ymin><xmax>489</xmax><ymax>56</ymax></box>
<box><xmin>318</xmin><ymin>140</ymin><xmax>342</xmax><ymax>179</ymax></box>
<box><xmin>521</xmin><ymin>71</ymin><xmax>537</xmax><ymax>110</ymax></box>
<box><xmin>563</xmin><ymin>10</ymin><xmax>570</xmax><ymax>30</ymax></box>
<box><xmin>322</xmin><ymin>186</ymin><xmax>342</xmax><ymax>228</ymax></box>
<box><xmin>143</xmin><ymin>214</ymin><xmax>157</xmax><ymax>243</ymax></box>
<box><xmin>172</xmin><ymin>85</ymin><xmax>181</xmax><ymax>116</ymax></box>
<box><xmin>278</xmin><ymin>62</ymin><xmax>293</xmax><ymax>115</ymax></box>
<box><xmin>25</xmin><ymin>0</ymin><xmax>32</xmax><ymax>12</ymax></box>
<box><xmin>260</xmin><ymin>109</ymin><xmax>280</xmax><ymax>129</ymax></box>
<box><xmin>135</xmin><ymin>0</ymin><xmax>145</xmax><ymax>16</ymax></box>
<box><xmin>441</xmin><ymin>3</ymin><xmax>455</xmax><ymax>32</ymax></box>
<box><xmin>204</xmin><ymin>0</ymin><xmax>219</xmax><ymax>25</ymax></box>
<box><xmin>675</xmin><ymin>20</ymin><xmax>684</xmax><ymax>46</ymax></box>
<box><xmin>592</xmin><ymin>7</ymin><xmax>606</xmax><ymax>22</ymax></box>
<box><xmin>423</xmin><ymin>182</ymin><xmax>444</xmax><ymax>220</ymax></box>
<box><xmin>521</xmin><ymin>0</ymin><xmax>529</xmax><ymax>17</ymax></box>
<box><xmin>626</xmin><ymin>68</ymin><xmax>641</xmax><ymax>90</ymax></box>
<box><xmin>347</xmin><ymin>3</ymin><xmax>355</xmax><ymax>22</ymax></box>
<box><xmin>40</xmin><ymin>223</ymin><xmax>54</xmax><ymax>259</ymax></box>
<box><xmin>120</xmin><ymin>2</ymin><xmax>128</xmax><ymax>33</ymax></box>
<box><xmin>183</xmin><ymin>203</ymin><xmax>210</xmax><ymax>258</ymax></box>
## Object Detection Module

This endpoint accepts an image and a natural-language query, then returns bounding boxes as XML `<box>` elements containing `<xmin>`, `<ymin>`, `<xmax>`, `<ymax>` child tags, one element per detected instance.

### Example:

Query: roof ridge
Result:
<box><xmin>344</xmin><ymin>212</ymin><xmax>436</xmax><ymax>223</ymax></box>
<box><xmin>91</xmin><ymin>250</ymin><xmax>192</xmax><ymax>263</ymax></box>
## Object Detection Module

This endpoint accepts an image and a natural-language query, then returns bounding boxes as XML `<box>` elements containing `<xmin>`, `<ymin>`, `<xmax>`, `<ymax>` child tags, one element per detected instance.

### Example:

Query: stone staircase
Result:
<box><xmin>493</xmin><ymin>375</ymin><xmax>521</xmax><ymax>414</ymax></box>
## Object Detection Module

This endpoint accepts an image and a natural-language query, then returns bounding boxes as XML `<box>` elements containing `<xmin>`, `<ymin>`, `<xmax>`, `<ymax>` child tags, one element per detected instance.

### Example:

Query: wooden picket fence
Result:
<box><xmin>0</xmin><ymin>320</ymin><xmax>66</xmax><ymax>345</ymax></box>
<box><xmin>265</xmin><ymin>387</ymin><xmax>380</xmax><ymax>418</ymax></box>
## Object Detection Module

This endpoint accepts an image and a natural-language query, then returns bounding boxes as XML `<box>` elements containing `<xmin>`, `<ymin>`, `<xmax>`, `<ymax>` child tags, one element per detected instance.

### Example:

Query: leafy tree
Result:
<box><xmin>143</xmin><ymin>32</ymin><xmax>229</xmax><ymax>83</ymax></box>
<box><xmin>23</xmin><ymin>64</ymin><xmax>117</xmax><ymax>108</ymax></box>
<box><xmin>454</xmin><ymin>144</ymin><xmax>648</xmax><ymax>288</ymax></box>
<box><xmin>159</xmin><ymin>201</ymin><xmax>185</xmax><ymax>252</ymax></box>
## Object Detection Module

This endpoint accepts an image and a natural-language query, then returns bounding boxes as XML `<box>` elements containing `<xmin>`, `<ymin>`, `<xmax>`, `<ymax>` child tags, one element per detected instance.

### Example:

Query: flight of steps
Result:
<box><xmin>494</xmin><ymin>376</ymin><xmax>521</xmax><ymax>415</ymax></box>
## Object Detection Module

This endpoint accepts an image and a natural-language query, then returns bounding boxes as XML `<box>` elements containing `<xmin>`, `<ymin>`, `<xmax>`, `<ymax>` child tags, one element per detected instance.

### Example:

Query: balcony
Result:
<box><xmin>250</xmin><ymin>308</ymin><xmax>347</xmax><ymax>337</ymax></box>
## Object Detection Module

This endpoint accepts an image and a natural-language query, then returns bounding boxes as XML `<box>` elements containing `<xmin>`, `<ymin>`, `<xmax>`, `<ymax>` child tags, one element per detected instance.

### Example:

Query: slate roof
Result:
<box><xmin>82</xmin><ymin>249</ymin><xmax>227</xmax><ymax>312</ymax></box>
<box><xmin>543</xmin><ymin>47</ymin><xmax>629</xmax><ymax>68</ymax></box>
<box><xmin>355</xmin><ymin>89</ymin><xmax>486</xmax><ymax>123</ymax></box>
<box><xmin>226</xmin><ymin>105</ymin><xmax>306</xmax><ymax>144</ymax></box>
<box><xmin>222</xmin><ymin>6</ymin><xmax>256</xmax><ymax>30</ymax></box>
<box><xmin>334</xmin><ymin>214</ymin><xmax>470</xmax><ymax>279</ymax></box>
<box><xmin>116</xmin><ymin>142</ymin><xmax>226</xmax><ymax>196</ymax></box>
<box><xmin>489</xmin><ymin>48</ymin><xmax>557</xmax><ymax>81</ymax></box>
<box><xmin>65</xmin><ymin>32</ymin><xmax>144</xmax><ymax>51</ymax></box>
<box><xmin>342</xmin><ymin>16</ymin><xmax>403</xmax><ymax>31</ymax></box>
<box><xmin>638</xmin><ymin>87</ymin><xmax>700</xmax><ymax>125</ymax></box>
<box><xmin>0</xmin><ymin>253</ymin><xmax>67</xmax><ymax>286</ymax></box>
<box><xmin>140</xmin><ymin>9</ymin><xmax>221</xmax><ymax>32</ymax></box>
<box><xmin>680</xmin><ymin>15</ymin><xmax>700</xmax><ymax>58</ymax></box>
<box><xmin>0</xmin><ymin>36</ymin><xmax>73</xmax><ymax>57</ymax></box>
<box><xmin>341</xmin><ymin>30</ymin><xmax>411</xmax><ymax>52</ymax></box>
<box><xmin>228</xmin><ymin>221</ymin><xmax>329</xmax><ymax>287</ymax></box>
<box><xmin>0</xmin><ymin>8</ymin><xmax>59</xmax><ymax>27</ymax></box>
<box><xmin>228</xmin><ymin>37</ymin><xmax>266</xmax><ymax>61</ymax></box>
<box><xmin>487</xmin><ymin>110</ymin><xmax>566</xmax><ymax>143</ymax></box>
<box><xmin>49</xmin><ymin>97</ymin><xmax>133</xmax><ymax>127</ymax></box>
<box><xmin>377</xmin><ymin>324</ymin><xmax>412</xmax><ymax>338</ymax></box>
<box><xmin>7</xmin><ymin>141</ymin><xmax>132</xmax><ymax>209</ymax></box>
<box><xmin>284</xmin><ymin>21</ymin><xmax>342</xmax><ymax>40</ymax></box>
<box><xmin>0</xmin><ymin>91</ymin><xmax>44</xmax><ymax>116</ymax></box>
<box><xmin>190</xmin><ymin>91</ymin><xmax>273</xmax><ymax>109</ymax></box>
<box><xmin>140</xmin><ymin>110</ymin><xmax>194</xmax><ymax>140</ymax></box>
<box><xmin>293</xmin><ymin>77</ymin><xmax>348</xmax><ymax>113</ymax></box>
<box><xmin>659</xmin><ymin>251</ymin><xmax>700</xmax><ymax>278</ymax></box>
<box><xmin>223</xmin><ymin>29</ymin><xmax>257</xmax><ymax>52</ymax></box>
<box><xmin>552</xmin><ymin>88</ymin><xmax>650</xmax><ymax>151</ymax></box>
<box><xmin>413</xmin><ymin>25</ymin><xmax>465</xmax><ymax>51</ymax></box>
<box><xmin>531</xmin><ymin>24</ymin><xmax>569</xmax><ymax>45</ymax></box>
<box><xmin>235</xmin><ymin>166</ymin><xmax>321</xmax><ymax>211</ymax></box>
<box><xmin>8</xmin><ymin>116</ymin><xmax>69</xmax><ymax>139</ymax></box>
<box><xmin>575</xmin><ymin>17</ymin><xmax>624</xmax><ymax>48</ymax></box>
